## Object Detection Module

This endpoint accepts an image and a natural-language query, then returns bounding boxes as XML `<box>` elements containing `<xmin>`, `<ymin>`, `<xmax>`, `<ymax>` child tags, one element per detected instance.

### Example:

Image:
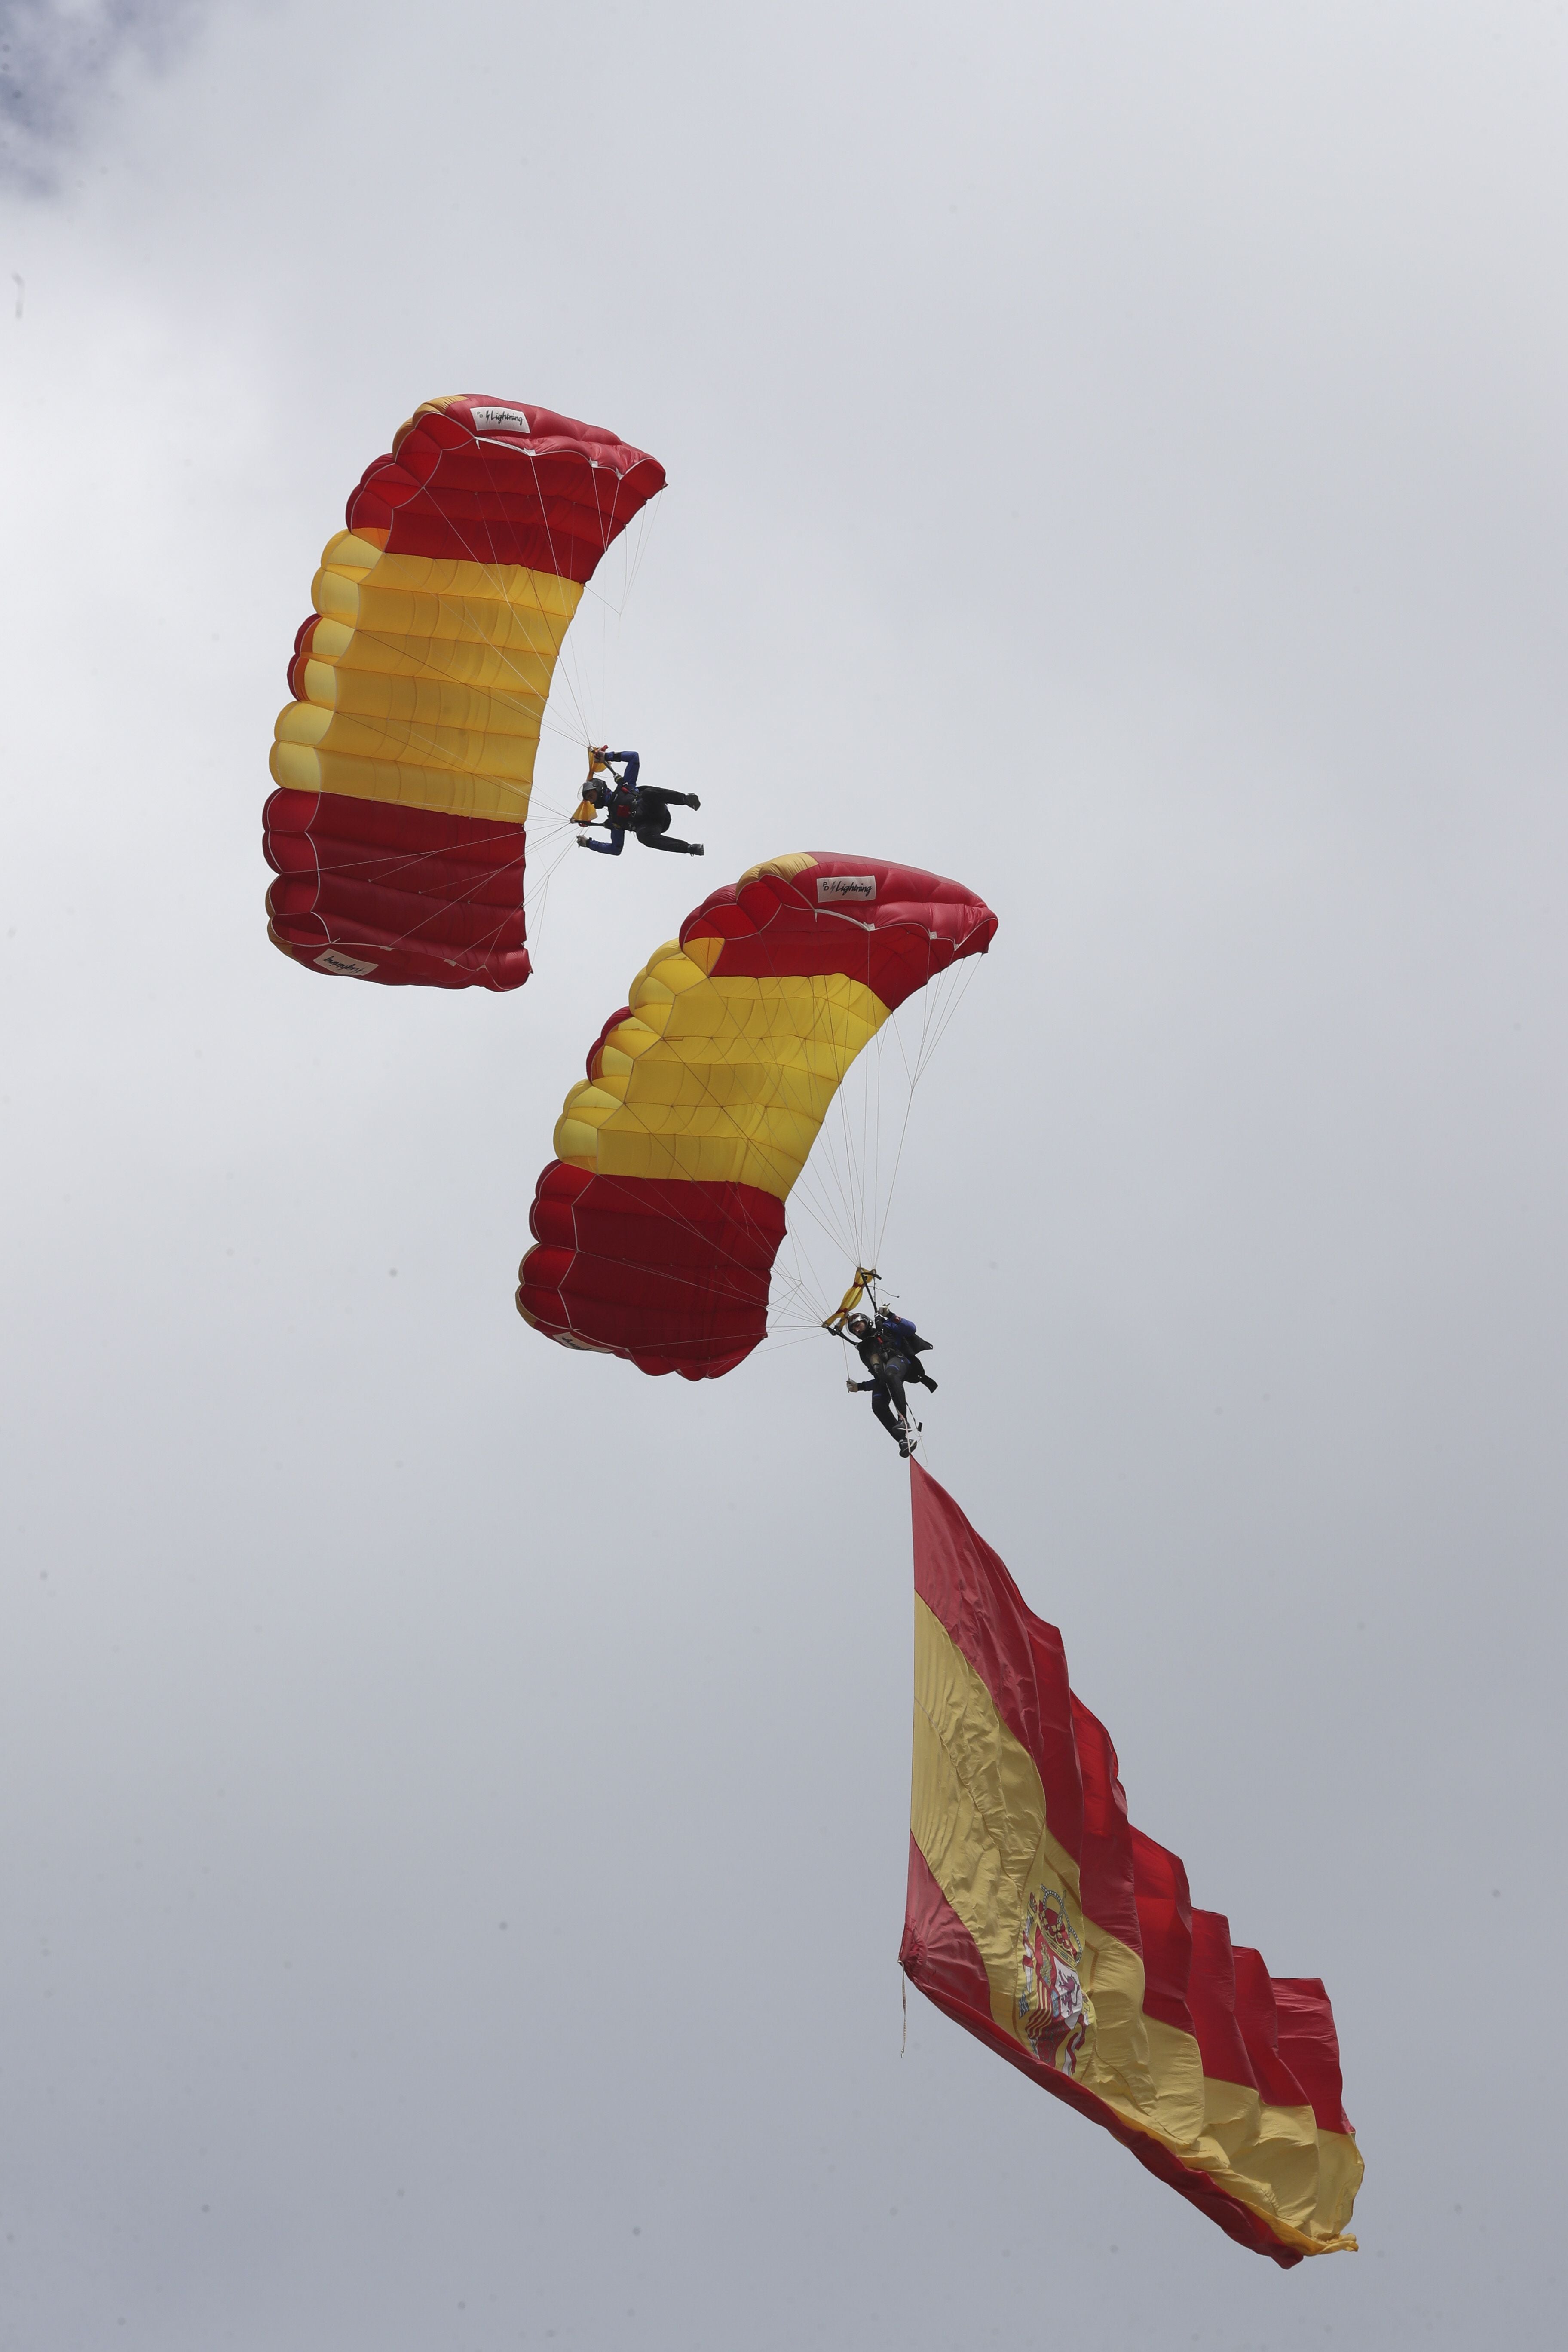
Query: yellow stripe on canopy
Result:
<box><xmin>552</xmin><ymin>937</ymin><xmax>892</xmax><ymax>1199</ymax></box>
<box><xmin>268</xmin><ymin>533</ymin><xmax>584</xmax><ymax>824</ymax></box>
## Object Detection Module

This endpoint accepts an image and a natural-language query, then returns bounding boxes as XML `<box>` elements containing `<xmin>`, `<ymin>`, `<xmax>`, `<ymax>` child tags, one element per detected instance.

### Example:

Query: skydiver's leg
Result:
<box><xmin>636</xmin><ymin>829</ymin><xmax>704</xmax><ymax>854</ymax></box>
<box><xmin>870</xmin><ymin>1384</ymin><xmax>905</xmax><ymax>1445</ymax></box>
<box><xmin>637</xmin><ymin>788</ymin><xmax>701</xmax><ymax>812</ymax></box>
<box><xmin>579</xmin><ymin>828</ymin><xmax>626</xmax><ymax>855</ymax></box>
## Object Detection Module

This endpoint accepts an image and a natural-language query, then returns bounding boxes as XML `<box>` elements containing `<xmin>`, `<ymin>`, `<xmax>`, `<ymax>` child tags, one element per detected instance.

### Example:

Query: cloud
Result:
<box><xmin>0</xmin><ymin>0</ymin><xmax>200</xmax><ymax>191</ymax></box>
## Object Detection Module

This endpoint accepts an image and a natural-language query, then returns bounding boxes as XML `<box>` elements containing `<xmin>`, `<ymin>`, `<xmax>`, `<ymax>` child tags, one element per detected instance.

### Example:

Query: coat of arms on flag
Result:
<box><xmin>1017</xmin><ymin>1887</ymin><xmax>1091</xmax><ymax>2073</ymax></box>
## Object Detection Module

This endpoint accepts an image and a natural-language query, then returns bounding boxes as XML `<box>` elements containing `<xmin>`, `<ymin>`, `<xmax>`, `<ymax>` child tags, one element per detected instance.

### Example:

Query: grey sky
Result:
<box><xmin>0</xmin><ymin>1</ymin><xmax>194</xmax><ymax>193</ymax></box>
<box><xmin>2</xmin><ymin>3</ymin><xmax>1564</xmax><ymax>2345</ymax></box>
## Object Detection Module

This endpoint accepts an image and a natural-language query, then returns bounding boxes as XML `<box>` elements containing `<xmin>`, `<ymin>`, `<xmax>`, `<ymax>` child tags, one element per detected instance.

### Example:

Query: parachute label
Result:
<box><xmin>817</xmin><ymin>874</ymin><xmax>876</xmax><ymax>903</ymax></box>
<box><xmin>469</xmin><ymin>404</ymin><xmax>533</xmax><ymax>435</ymax></box>
<box><xmin>314</xmin><ymin>948</ymin><xmax>379</xmax><ymax>977</ymax></box>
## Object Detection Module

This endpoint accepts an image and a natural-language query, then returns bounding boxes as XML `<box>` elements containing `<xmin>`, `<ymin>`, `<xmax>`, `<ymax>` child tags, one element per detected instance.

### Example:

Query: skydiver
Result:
<box><xmin>574</xmin><ymin>748</ymin><xmax>704</xmax><ymax>857</ymax></box>
<box><xmin>844</xmin><ymin>1306</ymin><xmax>938</xmax><ymax>1458</ymax></box>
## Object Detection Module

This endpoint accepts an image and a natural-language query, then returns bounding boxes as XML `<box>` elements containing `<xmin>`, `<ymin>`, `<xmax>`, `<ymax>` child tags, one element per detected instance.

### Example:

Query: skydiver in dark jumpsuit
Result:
<box><xmin>844</xmin><ymin>1308</ymin><xmax>938</xmax><ymax>1457</ymax></box>
<box><xmin>575</xmin><ymin>750</ymin><xmax>704</xmax><ymax>856</ymax></box>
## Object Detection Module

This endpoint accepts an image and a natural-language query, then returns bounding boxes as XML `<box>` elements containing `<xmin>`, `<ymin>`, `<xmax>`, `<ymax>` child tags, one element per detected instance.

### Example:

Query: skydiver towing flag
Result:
<box><xmin>264</xmin><ymin>397</ymin><xmax>664</xmax><ymax>991</ymax></box>
<box><xmin>902</xmin><ymin>1465</ymin><xmax>1362</xmax><ymax>2266</ymax></box>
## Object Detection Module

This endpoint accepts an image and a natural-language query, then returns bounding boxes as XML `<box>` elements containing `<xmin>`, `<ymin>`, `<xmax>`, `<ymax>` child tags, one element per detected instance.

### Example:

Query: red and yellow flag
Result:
<box><xmin>902</xmin><ymin>1464</ymin><xmax>1362</xmax><ymax>2266</ymax></box>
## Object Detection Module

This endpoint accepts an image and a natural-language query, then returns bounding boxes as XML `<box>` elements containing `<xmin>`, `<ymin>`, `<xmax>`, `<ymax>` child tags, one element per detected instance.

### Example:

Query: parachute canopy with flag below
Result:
<box><xmin>516</xmin><ymin>853</ymin><xmax>997</xmax><ymax>1377</ymax></box>
<box><xmin>264</xmin><ymin>396</ymin><xmax>664</xmax><ymax>990</ymax></box>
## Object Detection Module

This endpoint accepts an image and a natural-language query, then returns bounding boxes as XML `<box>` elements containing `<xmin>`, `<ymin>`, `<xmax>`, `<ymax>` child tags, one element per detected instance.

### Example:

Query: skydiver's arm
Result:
<box><xmin>846</xmin><ymin>1378</ymin><xmax>875</xmax><ymax>1392</ymax></box>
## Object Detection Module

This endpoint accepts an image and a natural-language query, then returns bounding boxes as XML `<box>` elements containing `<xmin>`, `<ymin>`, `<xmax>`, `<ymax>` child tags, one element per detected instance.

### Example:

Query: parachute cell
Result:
<box><xmin>516</xmin><ymin>854</ymin><xmax>996</xmax><ymax>1376</ymax></box>
<box><xmin>263</xmin><ymin>397</ymin><xmax>664</xmax><ymax>989</ymax></box>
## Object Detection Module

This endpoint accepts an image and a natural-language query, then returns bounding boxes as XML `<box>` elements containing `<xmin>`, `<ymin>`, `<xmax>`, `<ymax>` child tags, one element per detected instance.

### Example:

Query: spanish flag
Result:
<box><xmin>902</xmin><ymin>1464</ymin><xmax>1362</xmax><ymax>2266</ymax></box>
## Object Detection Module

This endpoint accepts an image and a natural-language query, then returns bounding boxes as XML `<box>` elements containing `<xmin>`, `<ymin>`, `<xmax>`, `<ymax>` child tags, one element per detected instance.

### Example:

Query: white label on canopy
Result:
<box><xmin>315</xmin><ymin>948</ymin><xmax>379</xmax><ymax>977</ymax></box>
<box><xmin>469</xmin><ymin>404</ymin><xmax>533</xmax><ymax>435</ymax></box>
<box><xmin>817</xmin><ymin>874</ymin><xmax>877</xmax><ymax>903</ymax></box>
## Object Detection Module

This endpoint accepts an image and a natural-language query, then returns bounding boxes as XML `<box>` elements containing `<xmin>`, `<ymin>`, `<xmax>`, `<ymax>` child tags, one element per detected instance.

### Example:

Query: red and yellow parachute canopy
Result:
<box><xmin>264</xmin><ymin>397</ymin><xmax>663</xmax><ymax>990</ymax></box>
<box><xmin>517</xmin><ymin>853</ymin><xmax>997</xmax><ymax>1376</ymax></box>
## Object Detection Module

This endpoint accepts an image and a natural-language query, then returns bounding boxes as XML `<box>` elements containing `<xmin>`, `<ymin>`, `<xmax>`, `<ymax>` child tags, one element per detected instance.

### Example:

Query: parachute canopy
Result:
<box><xmin>264</xmin><ymin>397</ymin><xmax>664</xmax><ymax>990</ymax></box>
<box><xmin>516</xmin><ymin>853</ymin><xmax>997</xmax><ymax>1377</ymax></box>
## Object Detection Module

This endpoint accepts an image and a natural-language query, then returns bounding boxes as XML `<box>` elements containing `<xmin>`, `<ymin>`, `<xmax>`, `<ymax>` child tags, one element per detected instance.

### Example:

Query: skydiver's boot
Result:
<box><xmin>688</xmin><ymin>843</ymin><xmax>704</xmax><ymax>855</ymax></box>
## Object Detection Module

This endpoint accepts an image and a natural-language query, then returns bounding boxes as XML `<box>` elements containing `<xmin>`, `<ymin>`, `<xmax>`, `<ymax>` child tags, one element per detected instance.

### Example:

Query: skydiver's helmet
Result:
<box><xmin>582</xmin><ymin>779</ymin><xmax>612</xmax><ymax>809</ymax></box>
<box><xmin>845</xmin><ymin>1313</ymin><xmax>872</xmax><ymax>1338</ymax></box>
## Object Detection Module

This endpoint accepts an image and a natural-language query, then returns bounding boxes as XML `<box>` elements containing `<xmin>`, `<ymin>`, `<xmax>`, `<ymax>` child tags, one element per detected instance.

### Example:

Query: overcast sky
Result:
<box><xmin>2</xmin><ymin>4</ymin><xmax>1565</xmax><ymax>2346</ymax></box>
